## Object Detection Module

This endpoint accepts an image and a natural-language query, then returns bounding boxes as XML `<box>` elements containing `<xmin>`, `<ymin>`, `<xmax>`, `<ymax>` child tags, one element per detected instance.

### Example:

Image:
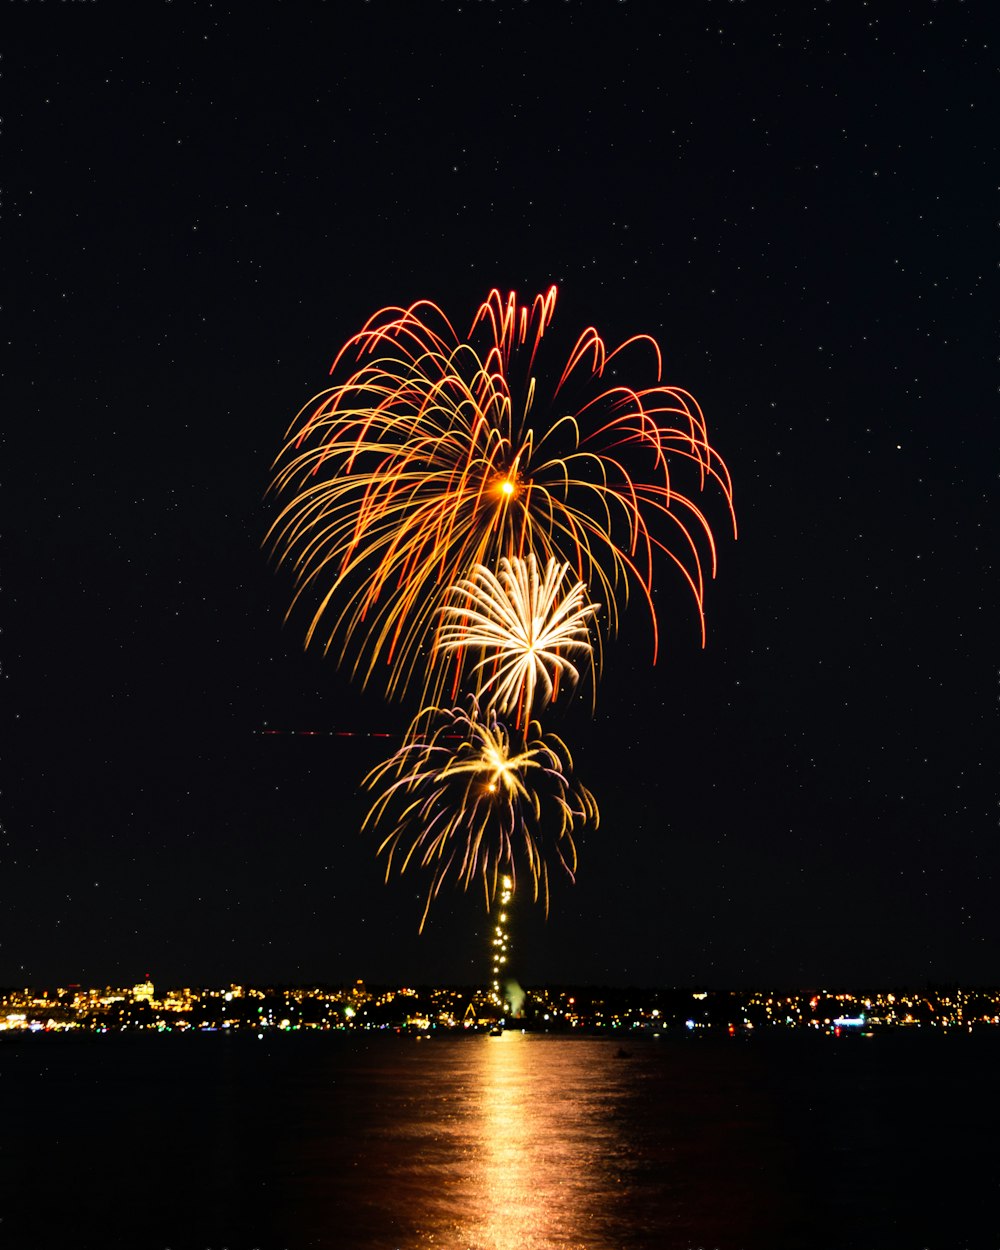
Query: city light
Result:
<box><xmin>1</xmin><ymin>982</ymin><xmax>996</xmax><ymax>1035</ymax></box>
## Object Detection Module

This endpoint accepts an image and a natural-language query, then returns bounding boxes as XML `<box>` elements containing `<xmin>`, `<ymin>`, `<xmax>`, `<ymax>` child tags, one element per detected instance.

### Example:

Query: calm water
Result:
<box><xmin>3</xmin><ymin>1030</ymin><xmax>998</xmax><ymax>1249</ymax></box>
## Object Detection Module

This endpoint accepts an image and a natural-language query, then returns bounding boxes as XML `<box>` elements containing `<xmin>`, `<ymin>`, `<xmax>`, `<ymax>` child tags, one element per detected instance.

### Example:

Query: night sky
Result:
<box><xmin>4</xmin><ymin>2</ymin><xmax>994</xmax><ymax>991</ymax></box>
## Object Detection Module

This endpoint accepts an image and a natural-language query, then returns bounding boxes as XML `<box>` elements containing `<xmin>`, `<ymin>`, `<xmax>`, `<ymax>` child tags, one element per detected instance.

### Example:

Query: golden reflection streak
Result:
<box><xmin>457</xmin><ymin>1034</ymin><xmax>601</xmax><ymax>1250</ymax></box>
<box><xmin>474</xmin><ymin>1033</ymin><xmax>539</xmax><ymax>1249</ymax></box>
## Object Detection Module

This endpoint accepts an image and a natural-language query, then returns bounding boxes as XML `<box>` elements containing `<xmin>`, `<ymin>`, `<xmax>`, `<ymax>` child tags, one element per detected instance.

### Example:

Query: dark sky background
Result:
<box><xmin>4</xmin><ymin>2</ymin><xmax>994</xmax><ymax>991</ymax></box>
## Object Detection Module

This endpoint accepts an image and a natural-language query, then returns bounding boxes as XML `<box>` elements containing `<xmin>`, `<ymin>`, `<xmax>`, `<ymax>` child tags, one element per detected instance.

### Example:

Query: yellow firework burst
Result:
<box><xmin>363</xmin><ymin>699</ymin><xmax>598</xmax><ymax>931</ymax></box>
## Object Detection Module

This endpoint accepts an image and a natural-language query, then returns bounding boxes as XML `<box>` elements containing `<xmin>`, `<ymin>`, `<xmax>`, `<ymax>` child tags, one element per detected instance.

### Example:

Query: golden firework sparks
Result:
<box><xmin>363</xmin><ymin>699</ymin><xmax>598</xmax><ymax>931</ymax></box>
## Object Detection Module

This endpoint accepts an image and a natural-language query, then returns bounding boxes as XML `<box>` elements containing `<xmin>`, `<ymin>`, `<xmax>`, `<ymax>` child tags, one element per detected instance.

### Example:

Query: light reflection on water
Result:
<box><xmin>466</xmin><ymin>1031</ymin><xmax>616</xmax><ymax>1249</ymax></box>
<box><xmin>345</xmin><ymin>1031</ymin><xmax>645</xmax><ymax>1249</ymax></box>
<box><xmin>281</xmin><ymin>1031</ymin><xmax>780</xmax><ymax>1249</ymax></box>
<box><xmin>476</xmin><ymin>1033</ymin><xmax>543</xmax><ymax>1247</ymax></box>
<box><xmin>7</xmin><ymin>1030</ymin><xmax>995</xmax><ymax>1247</ymax></box>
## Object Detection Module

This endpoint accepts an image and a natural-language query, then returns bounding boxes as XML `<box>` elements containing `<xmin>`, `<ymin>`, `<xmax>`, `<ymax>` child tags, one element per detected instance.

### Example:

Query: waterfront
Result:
<box><xmin>5</xmin><ymin>979</ymin><xmax>999</xmax><ymax>1034</ymax></box>
<box><xmin>3</xmin><ymin>1030</ymin><xmax>998</xmax><ymax>1249</ymax></box>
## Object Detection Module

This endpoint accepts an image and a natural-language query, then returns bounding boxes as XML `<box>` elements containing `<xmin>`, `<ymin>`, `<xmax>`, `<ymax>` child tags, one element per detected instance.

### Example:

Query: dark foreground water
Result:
<box><xmin>3</xmin><ymin>1030</ymin><xmax>998</xmax><ymax>1250</ymax></box>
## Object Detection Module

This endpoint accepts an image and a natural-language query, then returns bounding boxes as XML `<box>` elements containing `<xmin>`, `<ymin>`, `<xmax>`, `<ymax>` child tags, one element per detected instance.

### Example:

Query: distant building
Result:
<box><xmin>132</xmin><ymin>978</ymin><xmax>154</xmax><ymax>1004</ymax></box>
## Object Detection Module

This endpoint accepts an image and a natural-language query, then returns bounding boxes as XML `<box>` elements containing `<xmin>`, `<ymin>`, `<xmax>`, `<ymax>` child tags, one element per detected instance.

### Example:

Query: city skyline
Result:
<box><xmin>5</xmin><ymin>976</ymin><xmax>999</xmax><ymax>1037</ymax></box>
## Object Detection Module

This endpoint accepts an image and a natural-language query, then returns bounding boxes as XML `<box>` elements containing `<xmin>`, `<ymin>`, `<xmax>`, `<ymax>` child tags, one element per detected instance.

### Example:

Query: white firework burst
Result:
<box><xmin>436</xmin><ymin>554</ymin><xmax>599</xmax><ymax>725</ymax></box>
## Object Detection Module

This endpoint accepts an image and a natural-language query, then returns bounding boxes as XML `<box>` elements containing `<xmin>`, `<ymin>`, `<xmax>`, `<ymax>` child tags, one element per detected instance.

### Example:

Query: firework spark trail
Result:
<box><xmin>436</xmin><ymin>554</ymin><xmax>599</xmax><ymax>726</ymax></box>
<box><xmin>363</xmin><ymin>699</ymin><xmax>598</xmax><ymax>932</ymax></box>
<box><xmin>268</xmin><ymin>287</ymin><xmax>734</xmax><ymax>703</ymax></box>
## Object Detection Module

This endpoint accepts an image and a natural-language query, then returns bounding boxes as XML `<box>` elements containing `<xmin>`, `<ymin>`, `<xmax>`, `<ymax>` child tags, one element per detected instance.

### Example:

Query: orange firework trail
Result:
<box><xmin>267</xmin><ymin>287</ymin><xmax>735</xmax><ymax>703</ymax></box>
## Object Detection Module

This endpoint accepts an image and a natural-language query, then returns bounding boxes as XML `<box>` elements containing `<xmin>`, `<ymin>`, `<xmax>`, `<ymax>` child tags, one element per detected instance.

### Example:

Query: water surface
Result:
<box><xmin>3</xmin><ymin>1030</ymin><xmax>997</xmax><ymax>1248</ymax></box>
